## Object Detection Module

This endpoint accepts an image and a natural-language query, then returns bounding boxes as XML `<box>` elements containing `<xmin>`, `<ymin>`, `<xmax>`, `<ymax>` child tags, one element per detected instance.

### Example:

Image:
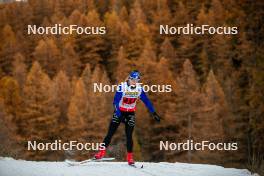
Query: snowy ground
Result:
<box><xmin>0</xmin><ymin>157</ymin><xmax>258</xmax><ymax>176</ymax></box>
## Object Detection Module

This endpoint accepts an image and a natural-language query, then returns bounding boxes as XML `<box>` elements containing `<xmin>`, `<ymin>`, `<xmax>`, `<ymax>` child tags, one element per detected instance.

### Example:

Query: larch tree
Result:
<box><xmin>33</xmin><ymin>39</ymin><xmax>61</xmax><ymax>78</ymax></box>
<box><xmin>9</xmin><ymin>2</ymin><xmax>33</xmax><ymax>33</ymax></box>
<box><xmin>104</xmin><ymin>10</ymin><xmax>123</xmax><ymax>54</ymax></box>
<box><xmin>208</xmin><ymin>0</ymin><xmax>226</xmax><ymax>25</ymax></box>
<box><xmin>0</xmin><ymin>25</ymin><xmax>20</xmax><ymax>75</ymax></box>
<box><xmin>173</xmin><ymin>1</ymin><xmax>189</xmax><ymax>25</ymax></box>
<box><xmin>186</xmin><ymin>5</ymin><xmax>213</xmax><ymax>81</ymax></box>
<box><xmin>104</xmin><ymin>10</ymin><xmax>125</xmax><ymax>79</ymax></box>
<box><xmin>172</xmin><ymin>59</ymin><xmax>201</xmax><ymax>163</ymax></box>
<box><xmin>53</xmin><ymin>0</ymin><xmax>76</xmax><ymax>17</ymax></box>
<box><xmin>19</xmin><ymin>61</ymin><xmax>59</xmax><ymax>160</ymax></box>
<box><xmin>222</xmin><ymin>69</ymin><xmax>251</xmax><ymax>167</ymax></box>
<box><xmin>136</xmin><ymin>39</ymin><xmax>157</xmax><ymax>83</ymax></box>
<box><xmin>139</xmin><ymin>57</ymin><xmax>178</xmax><ymax>162</ymax></box>
<box><xmin>60</xmin><ymin>42</ymin><xmax>81</xmax><ymax>77</ymax></box>
<box><xmin>194</xmin><ymin>70</ymin><xmax>230</xmax><ymax>165</ymax></box>
<box><xmin>207</xmin><ymin>0</ymin><xmax>232</xmax><ymax>84</ymax></box>
<box><xmin>67</xmin><ymin>78</ymin><xmax>88</xmax><ymax>142</ymax></box>
<box><xmin>240</xmin><ymin>1</ymin><xmax>264</xmax><ymax>171</ymax></box>
<box><xmin>170</xmin><ymin>2</ymin><xmax>190</xmax><ymax>47</ymax></box>
<box><xmin>113</xmin><ymin>46</ymin><xmax>133</xmax><ymax>83</ymax></box>
<box><xmin>159</xmin><ymin>38</ymin><xmax>176</xmax><ymax>60</ymax></box>
<box><xmin>198</xmin><ymin>44</ymin><xmax>210</xmax><ymax>83</ymax></box>
<box><xmin>136</xmin><ymin>41</ymin><xmax>177</xmax><ymax>161</ymax></box>
<box><xmin>249</xmin><ymin>70</ymin><xmax>264</xmax><ymax>169</ymax></box>
<box><xmin>81</xmin><ymin>64</ymin><xmax>92</xmax><ymax>91</ymax></box>
<box><xmin>88</xmin><ymin>66</ymin><xmax>112</xmax><ymax>137</ymax></box>
<box><xmin>87</xmin><ymin>66</ymin><xmax>117</xmax><ymax>158</ymax></box>
<box><xmin>0</xmin><ymin>98</ymin><xmax>19</xmax><ymax>158</ymax></box>
<box><xmin>53</xmin><ymin>71</ymin><xmax>72</xmax><ymax>138</ymax></box>
<box><xmin>176</xmin><ymin>3</ymin><xmax>199</xmax><ymax>69</ymax></box>
<box><xmin>151</xmin><ymin>0</ymin><xmax>172</xmax><ymax>44</ymax></box>
<box><xmin>75</xmin><ymin>9</ymin><xmax>105</xmax><ymax>69</ymax></box>
<box><xmin>12</xmin><ymin>53</ymin><xmax>27</xmax><ymax>88</ymax></box>
<box><xmin>152</xmin><ymin>0</ymin><xmax>172</xmax><ymax>24</ymax></box>
<box><xmin>209</xmin><ymin>34</ymin><xmax>232</xmax><ymax>83</ymax></box>
<box><xmin>132</xmin><ymin>40</ymin><xmax>157</xmax><ymax>160</ymax></box>
<box><xmin>0</xmin><ymin>76</ymin><xmax>21</xmax><ymax>125</ymax></box>
<box><xmin>220</xmin><ymin>33</ymin><xmax>253</xmax><ymax>167</ymax></box>
<box><xmin>126</xmin><ymin>23</ymin><xmax>151</xmax><ymax>61</ymax></box>
<box><xmin>68</xmin><ymin>9</ymin><xmax>82</xmax><ymax>25</ymax></box>
<box><xmin>119</xmin><ymin>6</ymin><xmax>129</xmax><ymax>22</ymax></box>
<box><xmin>245</xmin><ymin>1</ymin><xmax>264</xmax><ymax>165</ymax></box>
<box><xmin>129</xmin><ymin>0</ymin><xmax>146</xmax><ymax>27</ymax></box>
<box><xmin>109</xmin><ymin>0</ymin><xmax>124</xmax><ymax>12</ymax></box>
<box><xmin>159</xmin><ymin>38</ymin><xmax>182</xmax><ymax>72</ymax></box>
<box><xmin>29</xmin><ymin>0</ymin><xmax>52</xmax><ymax>25</ymax></box>
<box><xmin>80</xmin><ymin>64</ymin><xmax>93</xmax><ymax>125</ymax></box>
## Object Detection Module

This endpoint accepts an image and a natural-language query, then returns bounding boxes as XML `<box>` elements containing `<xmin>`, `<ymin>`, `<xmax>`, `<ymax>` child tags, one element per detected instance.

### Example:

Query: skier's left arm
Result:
<box><xmin>140</xmin><ymin>90</ymin><xmax>161</xmax><ymax>122</ymax></box>
<box><xmin>113</xmin><ymin>85</ymin><xmax>123</xmax><ymax>117</ymax></box>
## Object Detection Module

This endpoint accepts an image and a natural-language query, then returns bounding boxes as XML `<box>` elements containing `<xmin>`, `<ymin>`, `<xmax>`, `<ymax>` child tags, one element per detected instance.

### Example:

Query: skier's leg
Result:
<box><xmin>95</xmin><ymin>114</ymin><xmax>121</xmax><ymax>159</ymax></box>
<box><xmin>102</xmin><ymin>114</ymin><xmax>121</xmax><ymax>148</ymax></box>
<box><xmin>125</xmin><ymin>118</ymin><xmax>135</xmax><ymax>152</ymax></box>
<box><xmin>125</xmin><ymin>113</ymin><xmax>135</xmax><ymax>164</ymax></box>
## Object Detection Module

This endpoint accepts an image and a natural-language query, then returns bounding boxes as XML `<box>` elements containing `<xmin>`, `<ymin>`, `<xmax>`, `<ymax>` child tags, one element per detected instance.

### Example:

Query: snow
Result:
<box><xmin>0</xmin><ymin>157</ymin><xmax>258</xmax><ymax>176</ymax></box>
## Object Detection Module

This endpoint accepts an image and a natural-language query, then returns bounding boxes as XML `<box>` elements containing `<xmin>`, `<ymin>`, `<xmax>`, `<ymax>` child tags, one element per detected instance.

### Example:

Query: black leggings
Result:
<box><xmin>102</xmin><ymin>111</ymin><xmax>135</xmax><ymax>152</ymax></box>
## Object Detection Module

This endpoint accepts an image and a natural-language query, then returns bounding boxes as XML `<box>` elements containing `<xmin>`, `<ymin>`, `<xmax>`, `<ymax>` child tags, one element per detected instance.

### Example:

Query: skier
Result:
<box><xmin>94</xmin><ymin>70</ymin><xmax>161</xmax><ymax>165</ymax></box>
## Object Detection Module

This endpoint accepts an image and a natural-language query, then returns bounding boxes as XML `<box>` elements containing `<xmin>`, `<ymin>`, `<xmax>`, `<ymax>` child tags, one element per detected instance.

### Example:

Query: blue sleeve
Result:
<box><xmin>113</xmin><ymin>91</ymin><xmax>122</xmax><ymax>108</ymax></box>
<box><xmin>113</xmin><ymin>85</ymin><xmax>122</xmax><ymax>114</ymax></box>
<box><xmin>140</xmin><ymin>90</ymin><xmax>155</xmax><ymax>113</ymax></box>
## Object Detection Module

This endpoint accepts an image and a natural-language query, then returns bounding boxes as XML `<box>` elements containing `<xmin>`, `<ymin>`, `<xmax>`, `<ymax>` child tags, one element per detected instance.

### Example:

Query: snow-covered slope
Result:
<box><xmin>0</xmin><ymin>157</ymin><xmax>257</xmax><ymax>176</ymax></box>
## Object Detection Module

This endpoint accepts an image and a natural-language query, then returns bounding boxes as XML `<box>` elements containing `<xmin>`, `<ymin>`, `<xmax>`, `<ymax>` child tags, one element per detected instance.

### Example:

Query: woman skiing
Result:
<box><xmin>94</xmin><ymin>70</ymin><xmax>161</xmax><ymax>165</ymax></box>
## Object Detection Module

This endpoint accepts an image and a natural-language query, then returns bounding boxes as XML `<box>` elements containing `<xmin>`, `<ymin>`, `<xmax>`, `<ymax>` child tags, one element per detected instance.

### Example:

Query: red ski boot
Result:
<box><xmin>94</xmin><ymin>148</ymin><xmax>106</xmax><ymax>159</ymax></box>
<box><xmin>127</xmin><ymin>152</ymin><xmax>135</xmax><ymax>165</ymax></box>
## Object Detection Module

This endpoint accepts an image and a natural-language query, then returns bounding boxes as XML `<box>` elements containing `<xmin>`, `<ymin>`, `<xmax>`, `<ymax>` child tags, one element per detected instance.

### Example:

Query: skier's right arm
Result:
<box><xmin>113</xmin><ymin>85</ymin><xmax>122</xmax><ymax>117</ymax></box>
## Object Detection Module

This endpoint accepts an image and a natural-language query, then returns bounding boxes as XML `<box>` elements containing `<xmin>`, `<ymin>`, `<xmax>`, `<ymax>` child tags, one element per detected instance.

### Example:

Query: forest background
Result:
<box><xmin>0</xmin><ymin>0</ymin><xmax>263</xmax><ymax>174</ymax></box>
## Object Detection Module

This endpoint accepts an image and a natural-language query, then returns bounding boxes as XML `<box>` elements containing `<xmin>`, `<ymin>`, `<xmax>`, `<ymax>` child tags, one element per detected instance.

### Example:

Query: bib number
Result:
<box><xmin>122</xmin><ymin>97</ymin><xmax>137</xmax><ymax>104</ymax></box>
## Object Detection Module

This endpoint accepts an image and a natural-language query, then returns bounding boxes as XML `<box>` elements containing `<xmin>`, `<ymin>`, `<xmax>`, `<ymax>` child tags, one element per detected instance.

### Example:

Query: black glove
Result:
<box><xmin>152</xmin><ymin>112</ymin><xmax>161</xmax><ymax>122</ymax></box>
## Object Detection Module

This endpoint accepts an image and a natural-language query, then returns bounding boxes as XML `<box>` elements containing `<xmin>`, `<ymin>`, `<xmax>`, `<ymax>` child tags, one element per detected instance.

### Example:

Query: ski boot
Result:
<box><xmin>94</xmin><ymin>148</ymin><xmax>106</xmax><ymax>159</ymax></box>
<box><xmin>127</xmin><ymin>152</ymin><xmax>135</xmax><ymax>165</ymax></box>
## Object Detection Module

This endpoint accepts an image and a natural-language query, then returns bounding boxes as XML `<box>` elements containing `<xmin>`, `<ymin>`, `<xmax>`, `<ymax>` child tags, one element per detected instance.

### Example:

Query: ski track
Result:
<box><xmin>0</xmin><ymin>157</ymin><xmax>257</xmax><ymax>176</ymax></box>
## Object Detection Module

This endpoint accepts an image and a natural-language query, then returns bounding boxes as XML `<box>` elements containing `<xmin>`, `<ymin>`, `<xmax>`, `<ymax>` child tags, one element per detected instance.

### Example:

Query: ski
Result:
<box><xmin>128</xmin><ymin>163</ymin><xmax>144</xmax><ymax>169</ymax></box>
<box><xmin>65</xmin><ymin>157</ymin><xmax>115</xmax><ymax>166</ymax></box>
